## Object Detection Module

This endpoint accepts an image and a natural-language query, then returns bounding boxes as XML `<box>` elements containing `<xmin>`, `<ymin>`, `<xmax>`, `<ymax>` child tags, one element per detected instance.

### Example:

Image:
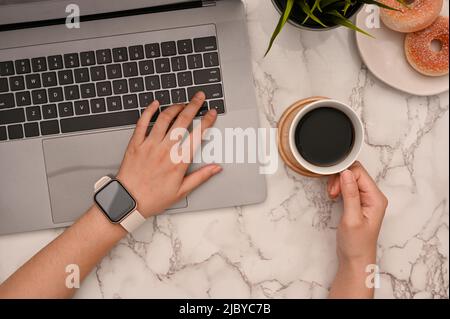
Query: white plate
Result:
<box><xmin>355</xmin><ymin>6</ymin><xmax>449</xmax><ymax>96</ymax></box>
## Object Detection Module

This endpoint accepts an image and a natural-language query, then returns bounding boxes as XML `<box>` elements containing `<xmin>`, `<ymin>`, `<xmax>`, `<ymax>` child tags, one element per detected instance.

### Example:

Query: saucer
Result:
<box><xmin>277</xmin><ymin>96</ymin><xmax>327</xmax><ymax>178</ymax></box>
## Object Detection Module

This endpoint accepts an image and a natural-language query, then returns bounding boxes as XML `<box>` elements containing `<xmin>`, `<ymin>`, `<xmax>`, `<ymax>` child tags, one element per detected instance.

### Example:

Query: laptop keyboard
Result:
<box><xmin>0</xmin><ymin>36</ymin><xmax>226</xmax><ymax>141</ymax></box>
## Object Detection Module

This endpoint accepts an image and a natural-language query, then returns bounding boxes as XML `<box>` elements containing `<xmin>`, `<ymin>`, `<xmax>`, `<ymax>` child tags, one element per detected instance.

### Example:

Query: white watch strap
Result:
<box><xmin>120</xmin><ymin>210</ymin><xmax>146</xmax><ymax>233</ymax></box>
<box><xmin>94</xmin><ymin>176</ymin><xmax>146</xmax><ymax>233</ymax></box>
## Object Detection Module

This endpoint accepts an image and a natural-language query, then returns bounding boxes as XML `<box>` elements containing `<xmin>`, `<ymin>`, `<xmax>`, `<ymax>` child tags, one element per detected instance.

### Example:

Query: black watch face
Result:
<box><xmin>94</xmin><ymin>180</ymin><xmax>136</xmax><ymax>223</ymax></box>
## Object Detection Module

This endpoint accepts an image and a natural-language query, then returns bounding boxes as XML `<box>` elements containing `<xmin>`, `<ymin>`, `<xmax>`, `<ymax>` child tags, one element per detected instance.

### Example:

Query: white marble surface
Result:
<box><xmin>0</xmin><ymin>0</ymin><xmax>448</xmax><ymax>299</ymax></box>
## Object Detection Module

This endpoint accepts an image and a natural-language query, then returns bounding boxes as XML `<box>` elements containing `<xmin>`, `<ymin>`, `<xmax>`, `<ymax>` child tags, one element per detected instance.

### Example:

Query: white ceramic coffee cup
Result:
<box><xmin>288</xmin><ymin>99</ymin><xmax>364</xmax><ymax>176</ymax></box>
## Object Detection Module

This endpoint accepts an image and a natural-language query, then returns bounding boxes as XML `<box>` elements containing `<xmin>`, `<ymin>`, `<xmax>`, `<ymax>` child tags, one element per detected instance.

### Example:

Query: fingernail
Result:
<box><xmin>208</xmin><ymin>109</ymin><xmax>217</xmax><ymax>116</ymax></box>
<box><xmin>195</xmin><ymin>91</ymin><xmax>205</xmax><ymax>99</ymax></box>
<box><xmin>211</xmin><ymin>165</ymin><xmax>222</xmax><ymax>174</ymax></box>
<box><xmin>341</xmin><ymin>170</ymin><xmax>354</xmax><ymax>183</ymax></box>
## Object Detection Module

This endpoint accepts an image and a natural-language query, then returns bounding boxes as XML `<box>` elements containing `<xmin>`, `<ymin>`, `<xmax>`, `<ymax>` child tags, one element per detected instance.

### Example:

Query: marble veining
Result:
<box><xmin>0</xmin><ymin>0</ymin><xmax>448</xmax><ymax>299</ymax></box>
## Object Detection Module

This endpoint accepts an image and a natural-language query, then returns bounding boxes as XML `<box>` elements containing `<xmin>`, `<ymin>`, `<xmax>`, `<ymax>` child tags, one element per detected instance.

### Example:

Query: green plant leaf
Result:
<box><xmin>343</xmin><ymin>0</ymin><xmax>352</xmax><ymax>15</ymax></box>
<box><xmin>326</xmin><ymin>9</ymin><xmax>374</xmax><ymax>37</ymax></box>
<box><xmin>302</xmin><ymin>0</ymin><xmax>323</xmax><ymax>24</ymax></box>
<box><xmin>297</xmin><ymin>0</ymin><xmax>328</xmax><ymax>28</ymax></box>
<box><xmin>264</xmin><ymin>0</ymin><xmax>295</xmax><ymax>57</ymax></box>
<box><xmin>359</xmin><ymin>0</ymin><xmax>401</xmax><ymax>11</ymax></box>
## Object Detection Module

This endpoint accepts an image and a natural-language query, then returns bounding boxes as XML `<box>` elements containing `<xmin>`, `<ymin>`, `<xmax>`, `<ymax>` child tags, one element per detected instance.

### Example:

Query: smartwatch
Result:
<box><xmin>93</xmin><ymin>176</ymin><xmax>146</xmax><ymax>233</ymax></box>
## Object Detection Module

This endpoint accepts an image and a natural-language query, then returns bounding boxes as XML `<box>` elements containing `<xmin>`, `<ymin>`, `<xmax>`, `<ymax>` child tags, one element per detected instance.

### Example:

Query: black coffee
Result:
<box><xmin>294</xmin><ymin>107</ymin><xmax>355</xmax><ymax>167</ymax></box>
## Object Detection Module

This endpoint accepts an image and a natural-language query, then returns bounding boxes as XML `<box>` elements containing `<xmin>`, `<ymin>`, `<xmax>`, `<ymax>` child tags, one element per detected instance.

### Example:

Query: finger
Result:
<box><xmin>348</xmin><ymin>161</ymin><xmax>380</xmax><ymax>195</ymax></box>
<box><xmin>187</xmin><ymin>109</ymin><xmax>217</xmax><ymax>162</ymax></box>
<box><xmin>130</xmin><ymin>100</ymin><xmax>159</xmax><ymax>145</ymax></box>
<box><xmin>340</xmin><ymin>169</ymin><xmax>363</xmax><ymax>225</ymax></box>
<box><xmin>165</xmin><ymin>91</ymin><xmax>206</xmax><ymax>142</ymax></box>
<box><xmin>178</xmin><ymin>164</ymin><xmax>222</xmax><ymax>197</ymax></box>
<box><xmin>148</xmin><ymin>104</ymin><xmax>184</xmax><ymax>142</ymax></box>
<box><xmin>327</xmin><ymin>174</ymin><xmax>340</xmax><ymax>199</ymax></box>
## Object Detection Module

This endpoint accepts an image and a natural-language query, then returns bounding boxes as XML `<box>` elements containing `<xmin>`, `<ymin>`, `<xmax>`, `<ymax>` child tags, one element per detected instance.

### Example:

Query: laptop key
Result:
<box><xmin>9</xmin><ymin>76</ymin><xmax>25</xmax><ymax>91</ymax></box>
<box><xmin>209</xmin><ymin>99</ymin><xmax>225</xmax><ymax>114</ymax></box>
<box><xmin>48</xmin><ymin>55</ymin><xmax>63</xmax><ymax>70</ymax></box>
<box><xmin>0</xmin><ymin>108</ymin><xmax>25</xmax><ymax>125</ymax></box>
<box><xmin>8</xmin><ymin>124</ymin><xmax>23</xmax><ymax>139</ymax></box>
<box><xmin>48</xmin><ymin>87</ymin><xmax>64</xmax><ymax>102</ymax></box>
<box><xmin>58</xmin><ymin>70</ymin><xmax>74</xmax><ymax>85</ymax></box>
<box><xmin>60</xmin><ymin>110</ymin><xmax>139</xmax><ymax>133</ymax></box>
<box><xmin>171</xmin><ymin>56</ymin><xmax>187</xmax><ymax>72</ymax></box>
<box><xmin>177</xmin><ymin>72</ymin><xmax>193</xmax><ymax>87</ymax></box>
<box><xmin>171</xmin><ymin>88</ymin><xmax>186</xmax><ymax>104</ymax></box>
<box><xmin>0</xmin><ymin>126</ymin><xmax>6</xmax><ymax>140</ymax></box>
<box><xmin>74</xmin><ymin>68</ymin><xmax>90</xmax><ymax>83</ymax></box>
<box><xmin>42</xmin><ymin>104</ymin><xmax>58</xmax><ymax>119</ymax></box>
<box><xmin>64</xmin><ymin>53</ymin><xmax>79</xmax><ymax>68</ymax></box>
<box><xmin>80</xmin><ymin>51</ymin><xmax>96</xmax><ymax>66</ymax></box>
<box><xmin>42</xmin><ymin>72</ymin><xmax>58</xmax><ymax>87</ymax></box>
<box><xmin>129</xmin><ymin>45</ymin><xmax>144</xmax><ymax>60</ymax></box>
<box><xmin>196</xmin><ymin>102</ymin><xmax>209</xmax><ymax>117</ymax></box>
<box><xmin>64</xmin><ymin>85</ymin><xmax>80</xmax><ymax>100</ymax></box>
<box><xmin>123</xmin><ymin>94</ymin><xmax>138</xmax><ymax>109</ymax></box>
<box><xmin>96</xmin><ymin>82</ymin><xmax>112</xmax><ymax>97</ymax></box>
<box><xmin>31</xmin><ymin>57</ymin><xmax>47</xmax><ymax>72</ymax></box>
<box><xmin>80</xmin><ymin>83</ymin><xmax>96</xmax><ymax>99</ymax></box>
<box><xmin>112</xmin><ymin>79</ymin><xmax>128</xmax><ymax>95</ymax></box>
<box><xmin>203</xmin><ymin>52</ymin><xmax>219</xmax><ymax>67</ymax></box>
<box><xmin>74</xmin><ymin>100</ymin><xmax>90</xmax><ymax>115</ymax></box>
<box><xmin>187</xmin><ymin>54</ymin><xmax>203</xmax><ymax>69</ymax></box>
<box><xmin>106</xmin><ymin>64</ymin><xmax>122</xmax><ymax>79</ymax></box>
<box><xmin>155</xmin><ymin>58</ymin><xmax>170</xmax><ymax>73</ymax></box>
<box><xmin>129</xmin><ymin>78</ymin><xmax>144</xmax><ymax>93</ymax></box>
<box><xmin>24</xmin><ymin>122</ymin><xmax>40</xmax><ymax>137</ymax></box>
<box><xmin>161</xmin><ymin>73</ymin><xmax>176</xmax><ymax>89</ymax></box>
<box><xmin>139</xmin><ymin>60</ymin><xmax>154</xmax><ymax>75</ymax></box>
<box><xmin>15</xmin><ymin>59</ymin><xmax>31</xmax><ymax>74</ymax></box>
<box><xmin>26</xmin><ymin>74</ymin><xmax>42</xmax><ymax>89</ymax></box>
<box><xmin>106</xmin><ymin>96</ymin><xmax>122</xmax><ymax>111</ymax></box>
<box><xmin>16</xmin><ymin>91</ymin><xmax>31</xmax><ymax>107</ymax></box>
<box><xmin>0</xmin><ymin>61</ymin><xmax>15</xmax><ymax>76</ymax></box>
<box><xmin>187</xmin><ymin>84</ymin><xmax>223</xmax><ymax>100</ymax></box>
<box><xmin>177</xmin><ymin>39</ymin><xmax>193</xmax><ymax>54</ymax></box>
<box><xmin>144</xmin><ymin>75</ymin><xmax>160</xmax><ymax>91</ymax></box>
<box><xmin>123</xmin><ymin>62</ymin><xmax>138</xmax><ymax>77</ymax></box>
<box><xmin>194</xmin><ymin>36</ymin><xmax>217</xmax><ymax>52</ymax></box>
<box><xmin>138</xmin><ymin>92</ymin><xmax>154</xmax><ymax>108</ymax></box>
<box><xmin>26</xmin><ymin>106</ymin><xmax>42</xmax><ymax>121</ymax></box>
<box><xmin>0</xmin><ymin>78</ymin><xmax>8</xmax><ymax>93</ymax></box>
<box><xmin>40</xmin><ymin>120</ymin><xmax>60</xmax><ymax>135</ymax></box>
<box><xmin>145</xmin><ymin>43</ymin><xmax>160</xmax><ymax>58</ymax></box>
<box><xmin>91</xmin><ymin>98</ymin><xmax>106</xmax><ymax>113</ymax></box>
<box><xmin>155</xmin><ymin>90</ymin><xmax>170</xmax><ymax>105</ymax></box>
<box><xmin>90</xmin><ymin>66</ymin><xmax>106</xmax><ymax>81</ymax></box>
<box><xmin>58</xmin><ymin>102</ymin><xmax>74</xmax><ymax>117</ymax></box>
<box><xmin>32</xmin><ymin>89</ymin><xmax>48</xmax><ymax>104</ymax></box>
<box><xmin>96</xmin><ymin>49</ymin><xmax>112</xmax><ymax>64</ymax></box>
<box><xmin>112</xmin><ymin>47</ymin><xmax>128</xmax><ymax>62</ymax></box>
<box><xmin>194</xmin><ymin>68</ymin><xmax>221</xmax><ymax>84</ymax></box>
<box><xmin>0</xmin><ymin>93</ymin><xmax>15</xmax><ymax>109</ymax></box>
<box><xmin>161</xmin><ymin>41</ymin><xmax>177</xmax><ymax>56</ymax></box>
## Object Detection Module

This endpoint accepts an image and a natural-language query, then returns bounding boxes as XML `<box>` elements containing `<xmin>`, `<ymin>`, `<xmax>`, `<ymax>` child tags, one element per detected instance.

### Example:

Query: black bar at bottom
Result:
<box><xmin>60</xmin><ymin>110</ymin><xmax>139</xmax><ymax>133</ymax></box>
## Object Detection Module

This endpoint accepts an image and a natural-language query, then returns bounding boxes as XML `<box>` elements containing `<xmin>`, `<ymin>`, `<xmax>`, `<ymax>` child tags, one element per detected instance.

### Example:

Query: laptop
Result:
<box><xmin>0</xmin><ymin>0</ymin><xmax>266</xmax><ymax>235</ymax></box>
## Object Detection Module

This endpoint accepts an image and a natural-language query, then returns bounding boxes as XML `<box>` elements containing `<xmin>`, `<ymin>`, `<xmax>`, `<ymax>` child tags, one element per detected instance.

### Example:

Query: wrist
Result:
<box><xmin>338</xmin><ymin>254</ymin><xmax>376</xmax><ymax>272</ymax></box>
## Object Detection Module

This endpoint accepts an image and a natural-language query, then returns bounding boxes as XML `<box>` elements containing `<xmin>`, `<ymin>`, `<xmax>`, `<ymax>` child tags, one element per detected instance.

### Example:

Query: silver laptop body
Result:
<box><xmin>0</xmin><ymin>0</ymin><xmax>266</xmax><ymax>235</ymax></box>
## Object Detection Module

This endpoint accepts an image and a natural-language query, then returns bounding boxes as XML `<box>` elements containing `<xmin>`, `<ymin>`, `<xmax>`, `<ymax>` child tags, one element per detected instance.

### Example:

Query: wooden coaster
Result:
<box><xmin>277</xmin><ymin>96</ymin><xmax>328</xmax><ymax>178</ymax></box>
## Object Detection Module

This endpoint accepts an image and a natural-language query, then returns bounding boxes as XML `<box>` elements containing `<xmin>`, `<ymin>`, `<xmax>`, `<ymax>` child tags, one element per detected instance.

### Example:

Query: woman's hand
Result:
<box><xmin>327</xmin><ymin>161</ymin><xmax>388</xmax><ymax>267</ymax></box>
<box><xmin>327</xmin><ymin>161</ymin><xmax>388</xmax><ymax>298</ymax></box>
<box><xmin>117</xmin><ymin>91</ymin><xmax>222</xmax><ymax>218</ymax></box>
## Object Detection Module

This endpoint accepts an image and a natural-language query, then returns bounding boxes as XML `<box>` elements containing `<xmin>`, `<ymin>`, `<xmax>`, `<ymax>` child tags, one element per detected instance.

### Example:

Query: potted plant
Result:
<box><xmin>266</xmin><ymin>0</ymin><xmax>403</xmax><ymax>55</ymax></box>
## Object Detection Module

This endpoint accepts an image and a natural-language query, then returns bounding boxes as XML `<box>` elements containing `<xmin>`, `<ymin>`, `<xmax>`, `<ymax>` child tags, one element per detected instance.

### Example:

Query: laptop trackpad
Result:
<box><xmin>43</xmin><ymin>129</ymin><xmax>187</xmax><ymax>224</ymax></box>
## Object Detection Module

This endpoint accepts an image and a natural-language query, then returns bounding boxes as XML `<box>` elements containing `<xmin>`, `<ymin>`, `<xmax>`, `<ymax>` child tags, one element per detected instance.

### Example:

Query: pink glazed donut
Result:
<box><xmin>380</xmin><ymin>0</ymin><xmax>443</xmax><ymax>33</ymax></box>
<box><xmin>405</xmin><ymin>16</ymin><xmax>449</xmax><ymax>76</ymax></box>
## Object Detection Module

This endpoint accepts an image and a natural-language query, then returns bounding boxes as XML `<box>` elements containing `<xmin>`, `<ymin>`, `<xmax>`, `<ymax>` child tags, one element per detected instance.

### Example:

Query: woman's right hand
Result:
<box><xmin>327</xmin><ymin>161</ymin><xmax>388</xmax><ymax>267</ymax></box>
